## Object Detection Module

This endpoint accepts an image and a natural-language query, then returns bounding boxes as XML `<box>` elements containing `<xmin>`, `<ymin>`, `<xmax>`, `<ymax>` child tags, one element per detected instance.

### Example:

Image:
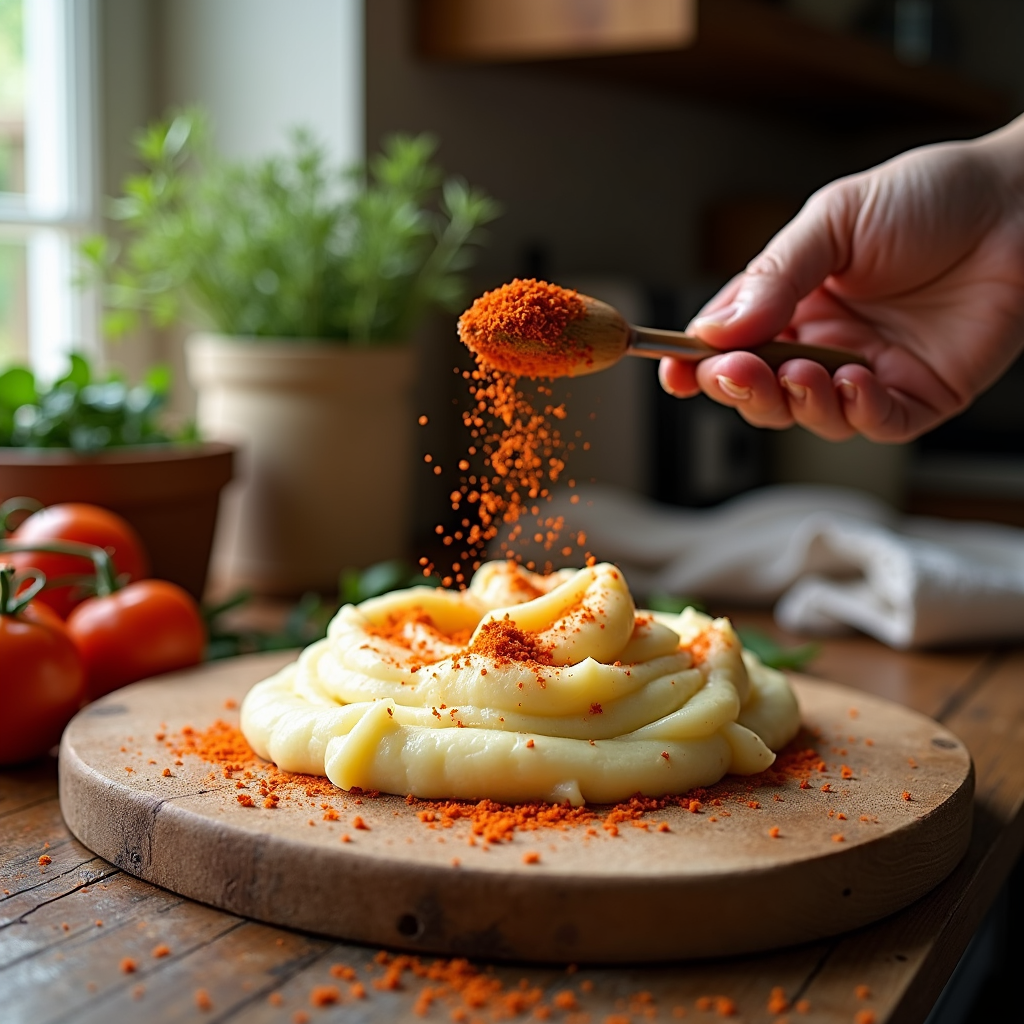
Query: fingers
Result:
<box><xmin>694</xmin><ymin>352</ymin><xmax>795</xmax><ymax>430</ymax></box>
<box><xmin>661</xmin><ymin>351</ymin><xmax>943</xmax><ymax>443</ymax></box>
<box><xmin>687</xmin><ymin>182</ymin><xmax>860</xmax><ymax>351</ymax></box>
<box><xmin>658</xmin><ymin>357</ymin><xmax>699</xmax><ymax>397</ymax></box>
<box><xmin>830</xmin><ymin>364</ymin><xmax>944</xmax><ymax>442</ymax></box>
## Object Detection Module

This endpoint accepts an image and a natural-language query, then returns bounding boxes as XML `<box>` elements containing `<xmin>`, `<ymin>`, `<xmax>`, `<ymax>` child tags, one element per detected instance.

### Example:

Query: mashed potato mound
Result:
<box><xmin>241</xmin><ymin>561</ymin><xmax>800</xmax><ymax>805</ymax></box>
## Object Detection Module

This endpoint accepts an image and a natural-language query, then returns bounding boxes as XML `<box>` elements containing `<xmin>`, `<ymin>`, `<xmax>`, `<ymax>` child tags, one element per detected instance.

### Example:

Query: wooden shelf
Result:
<box><xmin>418</xmin><ymin>0</ymin><xmax>1010</xmax><ymax>126</ymax></box>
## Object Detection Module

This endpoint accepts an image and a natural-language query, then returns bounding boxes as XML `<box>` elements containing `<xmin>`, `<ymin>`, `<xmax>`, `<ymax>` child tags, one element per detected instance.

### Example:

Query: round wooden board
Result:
<box><xmin>59</xmin><ymin>651</ymin><xmax>973</xmax><ymax>963</ymax></box>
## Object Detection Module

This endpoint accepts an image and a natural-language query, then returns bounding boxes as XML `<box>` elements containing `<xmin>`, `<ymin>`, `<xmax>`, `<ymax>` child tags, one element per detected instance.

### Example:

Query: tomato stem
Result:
<box><xmin>0</xmin><ymin>565</ymin><xmax>46</xmax><ymax>616</ymax></box>
<box><xmin>0</xmin><ymin>539</ymin><xmax>118</xmax><ymax>597</ymax></box>
<box><xmin>0</xmin><ymin>496</ymin><xmax>44</xmax><ymax>535</ymax></box>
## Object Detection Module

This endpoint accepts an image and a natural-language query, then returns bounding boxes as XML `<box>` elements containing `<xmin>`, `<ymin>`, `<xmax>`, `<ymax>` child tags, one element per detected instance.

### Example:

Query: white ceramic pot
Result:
<box><xmin>186</xmin><ymin>334</ymin><xmax>416</xmax><ymax>595</ymax></box>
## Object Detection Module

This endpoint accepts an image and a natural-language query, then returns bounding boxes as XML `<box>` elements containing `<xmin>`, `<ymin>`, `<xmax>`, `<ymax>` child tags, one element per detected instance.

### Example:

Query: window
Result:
<box><xmin>0</xmin><ymin>0</ymin><xmax>96</xmax><ymax>379</ymax></box>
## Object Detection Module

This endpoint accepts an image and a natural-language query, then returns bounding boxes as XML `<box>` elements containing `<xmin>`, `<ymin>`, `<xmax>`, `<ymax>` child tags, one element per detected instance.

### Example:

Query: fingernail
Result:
<box><xmin>690</xmin><ymin>301</ymin><xmax>744</xmax><ymax>331</ymax></box>
<box><xmin>781</xmin><ymin>376</ymin><xmax>808</xmax><ymax>401</ymax></box>
<box><xmin>837</xmin><ymin>378</ymin><xmax>858</xmax><ymax>401</ymax></box>
<box><xmin>716</xmin><ymin>375</ymin><xmax>751</xmax><ymax>400</ymax></box>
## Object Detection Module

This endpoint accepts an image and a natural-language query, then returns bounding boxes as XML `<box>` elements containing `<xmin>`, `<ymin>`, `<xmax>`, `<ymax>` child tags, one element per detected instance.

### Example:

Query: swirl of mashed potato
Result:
<box><xmin>241</xmin><ymin>561</ymin><xmax>800</xmax><ymax>805</ymax></box>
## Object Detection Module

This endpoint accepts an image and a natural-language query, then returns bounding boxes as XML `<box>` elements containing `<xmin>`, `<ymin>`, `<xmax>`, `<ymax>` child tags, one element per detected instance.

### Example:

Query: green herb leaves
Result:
<box><xmin>84</xmin><ymin>111</ymin><xmax>501</xmax><ymax>343</ymax></box>
<box><xmin>0</xmin><ymin>355</ymin><xmax>176</xmax><ymax>449</ymax></box>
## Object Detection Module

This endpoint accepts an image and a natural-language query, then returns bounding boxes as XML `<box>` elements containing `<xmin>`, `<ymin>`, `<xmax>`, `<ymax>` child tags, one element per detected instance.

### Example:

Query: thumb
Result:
<box><xmin>689</xmin><ymin>184</ymin><xmax>856</xmax><ymax>350</ymax></box>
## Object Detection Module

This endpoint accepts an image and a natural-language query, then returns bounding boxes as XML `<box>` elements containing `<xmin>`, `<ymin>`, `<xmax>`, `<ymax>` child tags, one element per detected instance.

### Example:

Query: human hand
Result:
<box><xmin>660</xmin><ymin>117</ymin><xmax>1024</xmax><ymax>442</ymax></box>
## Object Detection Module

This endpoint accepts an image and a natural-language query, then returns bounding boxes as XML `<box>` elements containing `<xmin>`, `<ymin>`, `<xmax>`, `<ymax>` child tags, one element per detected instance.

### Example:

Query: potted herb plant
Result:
<box><xmin>85</xmin><ymin>111</ymin><xmax>499</xmax><ymax>595</ymax></box>
<box><xmin>0</xmin><ymin>354</ymin><xmax>234</xmax><ymax>599</ymax></box>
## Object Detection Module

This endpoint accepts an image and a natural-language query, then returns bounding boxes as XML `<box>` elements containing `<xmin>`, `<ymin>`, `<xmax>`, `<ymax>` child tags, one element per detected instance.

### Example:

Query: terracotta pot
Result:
<box><xmin>186</xmin><ymin>334</ymin><xmax>416</xmax><ymax>596</ymax></box>
<box><xmin>0</xmin><ymin>443</ymin><xmax>235</xmax><ymax>600</ymax></box>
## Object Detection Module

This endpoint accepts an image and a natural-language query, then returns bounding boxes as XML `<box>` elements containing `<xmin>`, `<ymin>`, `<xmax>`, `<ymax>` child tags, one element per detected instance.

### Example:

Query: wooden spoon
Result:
<box><xmin>461</xmin><ymin>293</ymin><xmax>867</xmax><ymax>379</ymax></box>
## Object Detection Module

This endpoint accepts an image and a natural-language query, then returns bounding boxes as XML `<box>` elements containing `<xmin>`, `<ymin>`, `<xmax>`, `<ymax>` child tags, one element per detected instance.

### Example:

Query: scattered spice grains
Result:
<box><xmin>767</xmin><ymin>986</ymin><xmax>789</xmax><ymax>1013</ymax></box>
<box><xmin>854</xmin><ymin>1012</ymin><xmax>877</xmax><ymax>1024</ymax></box>
<box><xmin>309</xmin><ymin>985</ymin><xmax>340</xmax><ymax>1006</ymax></box>
<box><xmin>795</xmin><ymin>998</ymin><xmax>811</xmax><ymax>1013</ymax></box>
<box><xmin>855</xmin><ymin>984</ymin><xmax>872</xmax><ymax>1000</ymax></box>
<box><xmin>552</xmin><ymin>990</ymin><xmax>578</xmax><ymax>1010</ymax></box>
<box><xmin>152</xmin><ymin>944</ymin><xmax>171</xmax><ymax>959</ymax></box>
<box><xmin>119</xmin><ymin>957</ymin><xmax>137</xmax><ymax>973</ymax></box>
<box><xmin>163</xmin><ymin>716</ymin><xmax>845</xmax><ymax>851</ymax></box>
<box><xmin>902</xmin><ymin>791</ymin><xmax>912</xmax><ymax>801</ymax></box>
<box><xmin>421</xmin><ymin>278</ymin><xmax>595</xmax><ymax>585</ymax></box>
<box><xmin>522</xmin><ymin>851</ymin><xmax>541</xmax><ymax>865</ymax></box>
<box><xmin>38</xmin><ymin>854</ymin><xmax>51</xmax><ymax>866</ymax></box>
<box><xmin>194</xmin><ymin>988</ymin><xmax>212</xmax><ymax>1011</ymax></box>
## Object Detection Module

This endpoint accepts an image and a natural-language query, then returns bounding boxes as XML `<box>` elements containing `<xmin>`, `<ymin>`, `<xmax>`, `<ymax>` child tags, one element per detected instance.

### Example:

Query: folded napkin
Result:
<box><xmin>523</xmin><ymin>484</ymin><xmax>1024</xmax><ymax>650</ymax></box>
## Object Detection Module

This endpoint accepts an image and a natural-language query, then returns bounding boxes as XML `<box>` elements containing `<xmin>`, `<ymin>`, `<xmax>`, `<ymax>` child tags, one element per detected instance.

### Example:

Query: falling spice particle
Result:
<box><xmin>309</xmin><ymin>985</ymin><xmax>341</xmax><ymax>1006</ymax></box>
<box><xmin>553</xmin><ymin>991</ymin><xmax>579</xmax><ymax>1011</ymax></box>
<box><xmin>767</xmin><ymin>987</ymin><xmax>789</xmax><ymax>1014</ymax></box>
<box><xmin>194</xmin><ymin>988</ymin><xmax>212</xmax><ymax>1011</ymax></box>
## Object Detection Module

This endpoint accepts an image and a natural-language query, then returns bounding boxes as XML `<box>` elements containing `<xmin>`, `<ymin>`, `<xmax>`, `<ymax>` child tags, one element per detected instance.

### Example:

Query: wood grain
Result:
<box><xmin>0</xmin><ymin>636</ymin><xmax>1013</xmax><ymax>1024</ymax></box>
<box><xmin>57</xmin><ymin>652</ymin><xmax>972</xmax><ymax>963</ymax></box>
<box><xmin>418</xmin><ymin>0</ymin><xmax>696</xmax><ymax>61</ymax></box>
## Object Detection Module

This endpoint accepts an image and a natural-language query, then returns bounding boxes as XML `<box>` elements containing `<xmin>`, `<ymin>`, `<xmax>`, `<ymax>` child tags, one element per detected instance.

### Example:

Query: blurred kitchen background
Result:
<box><xmin>2</xmin><ymin>0</ymin><xmax>1023</xmax><ymax>565</ymax></box>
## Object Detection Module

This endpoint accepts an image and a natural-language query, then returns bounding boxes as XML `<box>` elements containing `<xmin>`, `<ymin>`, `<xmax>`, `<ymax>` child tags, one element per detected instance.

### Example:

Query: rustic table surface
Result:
<box><xmin>2</xmin><ymin>612</ymin><xmax>1022</xmax><ymax>1024</ymax></box>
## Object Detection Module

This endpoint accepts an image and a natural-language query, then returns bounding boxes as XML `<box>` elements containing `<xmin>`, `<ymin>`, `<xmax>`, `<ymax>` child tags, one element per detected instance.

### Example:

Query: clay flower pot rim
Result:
<box><xmin>0</xmin><ymin>441</ymin><xmax>234</xmax><ymax>464</ymax></box>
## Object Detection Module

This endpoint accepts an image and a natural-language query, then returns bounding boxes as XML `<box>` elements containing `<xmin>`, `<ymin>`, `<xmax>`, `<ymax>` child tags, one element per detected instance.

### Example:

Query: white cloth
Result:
<box><xmin>523</xmin><ymin>484</ymin><xmax>1024</xmax><ymax>650</ymax></box>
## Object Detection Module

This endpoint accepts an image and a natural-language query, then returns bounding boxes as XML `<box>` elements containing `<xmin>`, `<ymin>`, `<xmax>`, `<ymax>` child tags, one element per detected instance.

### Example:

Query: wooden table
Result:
<box><xmin>2</xmin><ymin>614</ymin><xmax>1022</xmax><ymax>1024</ymax></box>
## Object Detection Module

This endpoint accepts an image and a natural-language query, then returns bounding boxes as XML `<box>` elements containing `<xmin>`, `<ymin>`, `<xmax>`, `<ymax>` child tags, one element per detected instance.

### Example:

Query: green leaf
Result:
<box><xmin>0</xmin><ymin>367</ymin><xmax>37</xmax><ymax>409</ymax></box>
<box><xmin>85</xmin><ymin>111</ymin><xmax>499</xmax><ymax>342</ymax></box>
<box><xmin>645</xmin><ymin>592</ymin><xmax>707</xmax><ymax>615</ymax></box>
<box><xmin>144</xmin><ymin>363</ymin><xmax>172</xmax><ymax>394</ymax></box>
<box><xmin>56</xmin><ymin>354</ymin><xmax>91</xmax><ymax>389</ymax></box>
<box><xmin>736</xmin><ymin>628</ymin><xmax>820</xmax><ymax>671</ymax></box>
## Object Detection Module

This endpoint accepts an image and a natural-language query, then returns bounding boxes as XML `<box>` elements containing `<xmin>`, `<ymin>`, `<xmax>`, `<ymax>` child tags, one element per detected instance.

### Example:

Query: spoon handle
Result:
<box><xmin>629</xmin><ymin>326</ymin><xmax>868</xmax><ymax>374</ymax></box>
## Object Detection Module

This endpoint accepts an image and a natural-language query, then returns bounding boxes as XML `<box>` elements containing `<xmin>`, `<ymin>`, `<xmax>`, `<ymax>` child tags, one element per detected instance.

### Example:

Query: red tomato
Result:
<box><xmin>9</xmin><ymin>504</ymin><xmax>150</xmax><ymax>618</ymax></box>
<box><xmin>66</xmin><ymin>580</ymin><xmax>205</xmax><ymax>699</ymax></box>
<box><xmin>0</xmin><ymin>602</ymin><xmax>86</xmax><ymax>765</ymax></box>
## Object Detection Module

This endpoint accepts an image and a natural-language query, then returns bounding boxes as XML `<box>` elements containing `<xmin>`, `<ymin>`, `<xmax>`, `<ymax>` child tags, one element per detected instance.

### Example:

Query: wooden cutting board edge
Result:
<box><xmin>57</xmin><ymin>651</ymin><xmax>974</xmax><ymax>963</ymax></box>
